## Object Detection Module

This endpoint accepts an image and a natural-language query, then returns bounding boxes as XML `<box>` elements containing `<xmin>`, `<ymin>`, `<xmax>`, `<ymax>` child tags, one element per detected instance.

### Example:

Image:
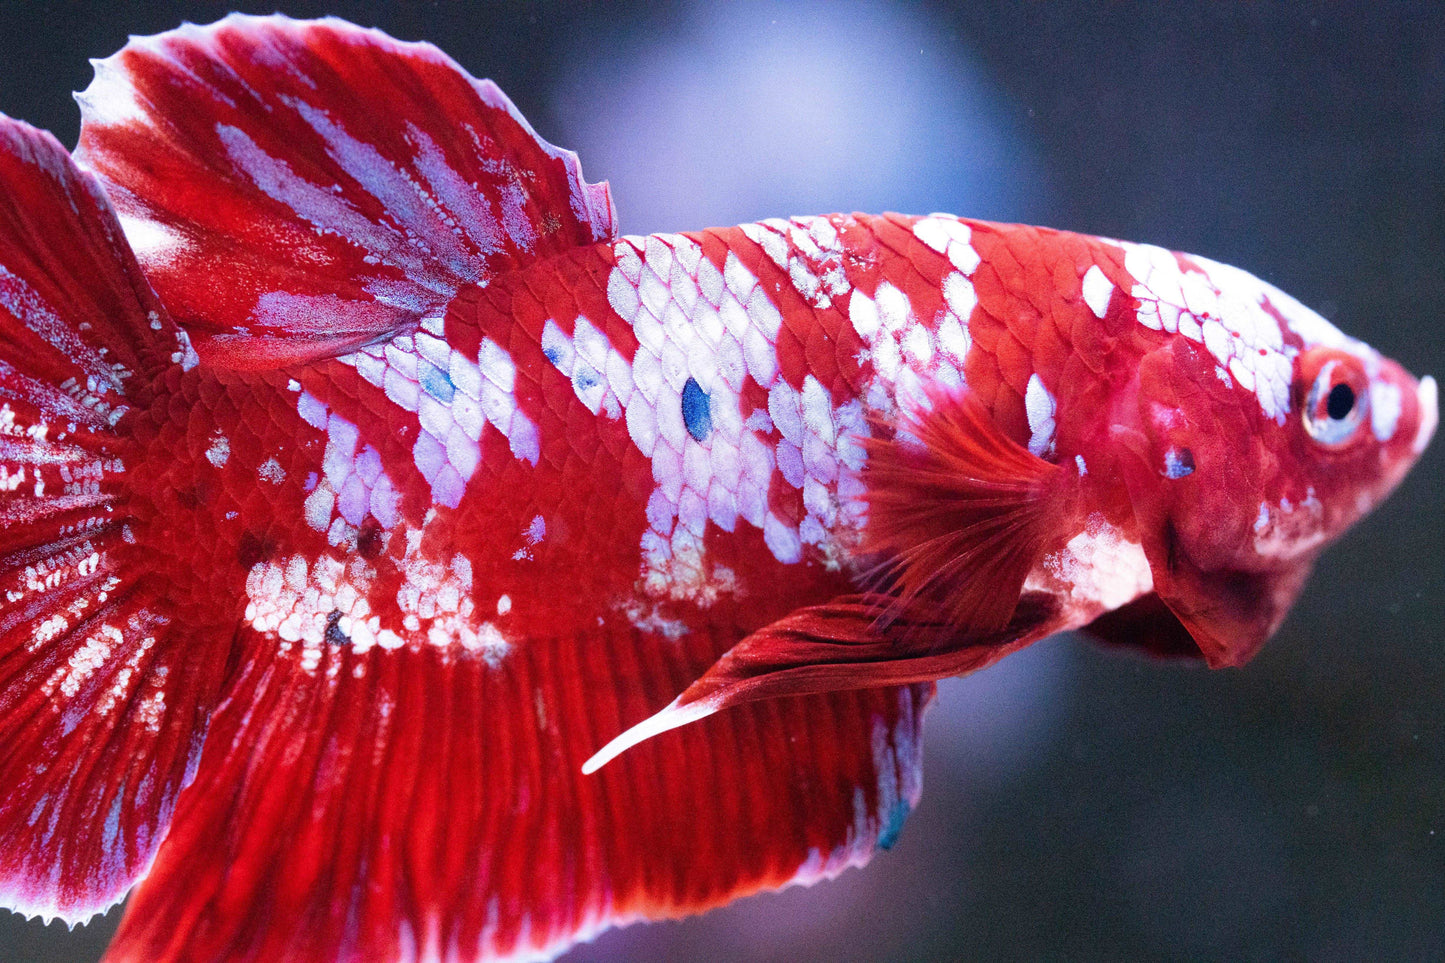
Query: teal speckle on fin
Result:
<box><xmin>877</xmin><ymin>798</ymin><xmax>912</xmax><ymax>850</ymax></box>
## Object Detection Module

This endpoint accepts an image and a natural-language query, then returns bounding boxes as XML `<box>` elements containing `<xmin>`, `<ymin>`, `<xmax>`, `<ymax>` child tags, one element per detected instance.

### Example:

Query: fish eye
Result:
<box><xmin>1326</xmin><ymin>382</ymin><xmax>1355</xmax><ymax>420</ymax></box>
<box><xmin>1300</xmin><ymin>349</ymin><xmax>1369</xmax><ymax>447</ymax></box>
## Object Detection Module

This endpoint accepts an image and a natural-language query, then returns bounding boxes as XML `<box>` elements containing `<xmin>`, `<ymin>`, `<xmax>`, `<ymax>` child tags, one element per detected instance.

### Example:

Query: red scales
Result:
<box><xmin>0</xmin><ymin>13</ymin><xmax>1434</xmax><ymax>963</ymax></box>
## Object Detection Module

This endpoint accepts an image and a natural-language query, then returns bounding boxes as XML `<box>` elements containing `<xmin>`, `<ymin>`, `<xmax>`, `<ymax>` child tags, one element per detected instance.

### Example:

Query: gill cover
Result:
<box><xmin>1119</xmin><ymin>338</ymin><xmax>1317</xmax><ymax>668</ymax></box>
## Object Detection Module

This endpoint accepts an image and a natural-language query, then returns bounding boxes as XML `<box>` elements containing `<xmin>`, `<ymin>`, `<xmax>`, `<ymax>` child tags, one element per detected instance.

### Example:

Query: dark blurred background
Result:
<box><xmin>1</xmin><ymin>1</ymin><xmax>1441</xmax><ymax>960</ymax></box>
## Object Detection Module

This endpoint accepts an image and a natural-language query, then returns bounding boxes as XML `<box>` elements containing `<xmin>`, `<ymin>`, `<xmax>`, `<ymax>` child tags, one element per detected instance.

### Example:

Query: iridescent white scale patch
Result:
<box><xmin>243</xmin><ymin>512</ymin><xmax>514</xmax><ymax>672</ymax></box>
<box><xmin>576</xmin><ymin>216</ymin><xmax>986</xmax><ymax>623</ymax></box>
<box><xmin>1121</xmin><ymin>241</ymin><xmax>1366</xmax><ymax>425</ymax></box>
<box><xmin>337</xmin><ymin>317</ymin><xmax>539</xmax><ymax>509</ymax></box>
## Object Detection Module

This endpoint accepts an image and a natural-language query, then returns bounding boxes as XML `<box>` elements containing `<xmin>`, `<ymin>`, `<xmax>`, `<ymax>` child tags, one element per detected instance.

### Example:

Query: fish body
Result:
<box><xmin>0</xmin><ymin>15</ymin><xmax>1434</xmax><ymax>963</ymax></box>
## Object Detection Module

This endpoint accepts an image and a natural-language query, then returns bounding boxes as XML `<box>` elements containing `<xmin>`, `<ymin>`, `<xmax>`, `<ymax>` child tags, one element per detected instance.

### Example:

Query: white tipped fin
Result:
<box><xmin>581</xmin><ymin>696</ymin><xmax>719</xmax><ymax>774</ymax></box>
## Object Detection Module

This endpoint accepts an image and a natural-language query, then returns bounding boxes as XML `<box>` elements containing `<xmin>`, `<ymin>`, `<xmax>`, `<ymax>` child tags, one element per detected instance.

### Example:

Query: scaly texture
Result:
<box><xmin>0</xmin><ymin>12</ymin><xmax>1429</xmax><ymax>963</ymax></box>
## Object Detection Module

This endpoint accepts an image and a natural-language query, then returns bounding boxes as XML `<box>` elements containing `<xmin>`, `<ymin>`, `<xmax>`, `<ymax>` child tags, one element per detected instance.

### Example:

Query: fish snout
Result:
<box><xmin>1414</xmin><ymin>374</ymin><xmax>1438</xmax><ymax>455</ymax></box>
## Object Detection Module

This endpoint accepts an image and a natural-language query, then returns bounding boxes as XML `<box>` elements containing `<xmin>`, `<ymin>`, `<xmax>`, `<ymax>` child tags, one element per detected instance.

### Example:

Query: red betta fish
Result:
<box><xmin>0</xmin><ymin>14</ymin><xmax>1434</xmax><ymax>963</ymax></box>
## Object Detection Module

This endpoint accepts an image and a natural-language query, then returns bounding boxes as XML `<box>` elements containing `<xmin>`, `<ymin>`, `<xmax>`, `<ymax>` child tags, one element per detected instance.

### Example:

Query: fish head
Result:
<box><xmin>1113</xmin><ymin>250</ymin><xmax>1436</xmax><ymax>667</ymax></box>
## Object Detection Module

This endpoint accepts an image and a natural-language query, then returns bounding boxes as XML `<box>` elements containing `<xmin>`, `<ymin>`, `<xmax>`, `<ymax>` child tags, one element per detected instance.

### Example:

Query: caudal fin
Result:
<box><xmin>0</xmin><ymin>117</ymin><xmax>225</xmax><ymax>923</ymax></box>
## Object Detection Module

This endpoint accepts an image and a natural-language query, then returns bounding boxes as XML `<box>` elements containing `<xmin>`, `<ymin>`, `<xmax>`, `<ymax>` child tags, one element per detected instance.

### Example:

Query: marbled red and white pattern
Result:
<box><xmin>0</xmin><ymin>13</ymin><xmax>1434</xmax><ymax>963</ymax></box>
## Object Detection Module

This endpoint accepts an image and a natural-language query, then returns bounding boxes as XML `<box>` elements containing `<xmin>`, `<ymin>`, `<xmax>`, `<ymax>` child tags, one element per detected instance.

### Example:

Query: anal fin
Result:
<box><xmin>103</xmin><ymin>624</ymin><xmax>931</xmax><ymax>963</ymax></box>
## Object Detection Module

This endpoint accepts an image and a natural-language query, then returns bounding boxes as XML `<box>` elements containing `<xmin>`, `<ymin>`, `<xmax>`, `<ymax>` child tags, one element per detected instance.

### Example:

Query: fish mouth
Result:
<box><xmin>1415</xmin><ymin>375</ymin><xmax>1438</xmax><ymax>455</ymax></box>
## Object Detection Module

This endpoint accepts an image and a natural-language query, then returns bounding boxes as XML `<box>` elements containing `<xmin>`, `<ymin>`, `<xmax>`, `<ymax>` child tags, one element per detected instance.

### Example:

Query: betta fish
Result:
<box><xmin>0</xmin><ymin>14</ymin><xmax>1434</xmax><ymax>963</ymax></box>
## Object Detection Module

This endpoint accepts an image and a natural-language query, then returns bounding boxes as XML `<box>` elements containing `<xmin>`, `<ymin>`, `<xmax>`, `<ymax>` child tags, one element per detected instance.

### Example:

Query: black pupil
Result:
<box><xmin>1326</xmin><ymin>382</ymin><xmax>1356</xmax><ymax>420</ymax></box>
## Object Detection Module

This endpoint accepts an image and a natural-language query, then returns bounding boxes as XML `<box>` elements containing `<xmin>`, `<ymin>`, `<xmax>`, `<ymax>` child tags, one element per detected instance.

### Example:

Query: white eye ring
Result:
<box><xmin>1303</xmin><ymin>359</ymin><xmax>1367</xmax><ymax>446</ymax></box>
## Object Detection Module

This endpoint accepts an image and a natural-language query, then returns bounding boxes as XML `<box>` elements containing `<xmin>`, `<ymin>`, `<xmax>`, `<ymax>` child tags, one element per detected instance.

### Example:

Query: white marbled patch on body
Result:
<box><xmin>1121</xmin><ymin>241</ymin><xmax>1375</xmax><ymax>425</ymax></box>
<box><xmin>243</xmin><ymin>512</ymin><xmax>510</xmax><ymax>671</ymax></box>
<box><xmin>338</xmin><ymin>317</ymin><xmax>539</xmax><ymax>509</ymax></box>
<box><xmin>1415</xmin><ymin>376</ymin><xmax>1439</xmax><ymax>455</ymax></box>
<box><xmin>1024</xmin><ymin>515</ymin><xmax>1153</xmax><ymax>615</ymax></box>
<box><xmin>1126</xmin><ymin>242</ymin><xmax>1287</xmax><ymax>419</ymax></box>
<box><xmin>294</xmin><ymin>392</ymin><xmax>401</xmax><ymax>534</ymax></box>
<box><xmin>1024</xmin><ymin>373</ymin><xmax>1057</xmax><ymax>459</ymax></box>
<box><xmin>912</xmin><ymin>214</ymin><xmax>982</xmax><ymax>274</ymax></box>
<box><xmin>740</xmin><ymin>216</ymin><xmax>850</xmax><ymax>309</ymax></box>
<box><xmin>204</xmin><ymin>432</ymin><xmax>230</xmax><ymax>467</ymax></box>
<box><xmin>601</xmin><ymin>221</ymin><xmax>976</xmax><ymax>604</ymax></box>
<box><xmin>1370</xmin><ymin>380</ymin><xmax>1402</xmax><ymax>442</ymax></box>
<box><xmin>590</xmin><ymin>217</ymin><xmax>988</xmax><ymax>612</ymax></box>
<box><xmin>1251</xmin><ymin>488</ymin><xmax>1327</xmax><ymax>559</ymax></box>
<box><xmin>1081</xmin><ymin>264</ymin><xmax>1113</xmax><ymax>319</ymax></box>
<box><xmin>601</xmin><ymin>232</ymin><xmax>774</xmax><ymax>599</ymax></box>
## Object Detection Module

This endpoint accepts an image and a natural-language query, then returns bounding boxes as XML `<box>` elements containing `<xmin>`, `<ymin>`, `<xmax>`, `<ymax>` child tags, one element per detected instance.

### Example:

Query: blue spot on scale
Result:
<box><xmin>420</xmin><ymin>362</ymin><xmax>455</xmax><ymax>403</ymax></box>
<box><xmin>1163</xmin><ymin>446</ymin><xmax>1195</xmax><ymax>479</ymax></box>
<box><xmin>681</xmin><ymin>377</ymin><xmax>712</xmax><ymax>442</ymax></box>
<box><xmin>575</xmin><ymin>365</ymin><xmax>600</xmax><ymax>392</ymax></box>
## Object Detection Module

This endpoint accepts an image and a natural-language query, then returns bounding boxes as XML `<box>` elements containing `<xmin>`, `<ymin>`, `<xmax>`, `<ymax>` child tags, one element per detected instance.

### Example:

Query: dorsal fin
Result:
<box><xmin>75</xmin><ymin>14</ymin><xmax>617</xmax><ymax>369</ymax></box>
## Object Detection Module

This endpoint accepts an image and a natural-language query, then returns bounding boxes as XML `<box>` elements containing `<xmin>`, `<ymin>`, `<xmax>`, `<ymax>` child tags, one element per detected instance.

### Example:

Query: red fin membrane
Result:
<box><xmin>0</xmin><ymin>117</ymin><xmax>222</xmax><ymax>922</ymax></box>
<box><xmin>104</xmin><ymin>627</ymin><xmax>930</xmax><ymax>963</ymax></box>
<box><xmin>860</xmin><ymin>388</ymin><xmax>1069</xmax><ymax>636</ymax></box>
<box><xmin>587</xmin><ymin>392</ymin><xmax>1073</xmax><ymax>772</ymax></box>
<box><xmin>585</xmin><ymin>594</ymin><xmax>1060</xmax><ymax>774</ymax></box>
<box><xmin>75</xmin><ymin>14</ymin><xmax>617</xmax><ymax>368</ymax></box>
